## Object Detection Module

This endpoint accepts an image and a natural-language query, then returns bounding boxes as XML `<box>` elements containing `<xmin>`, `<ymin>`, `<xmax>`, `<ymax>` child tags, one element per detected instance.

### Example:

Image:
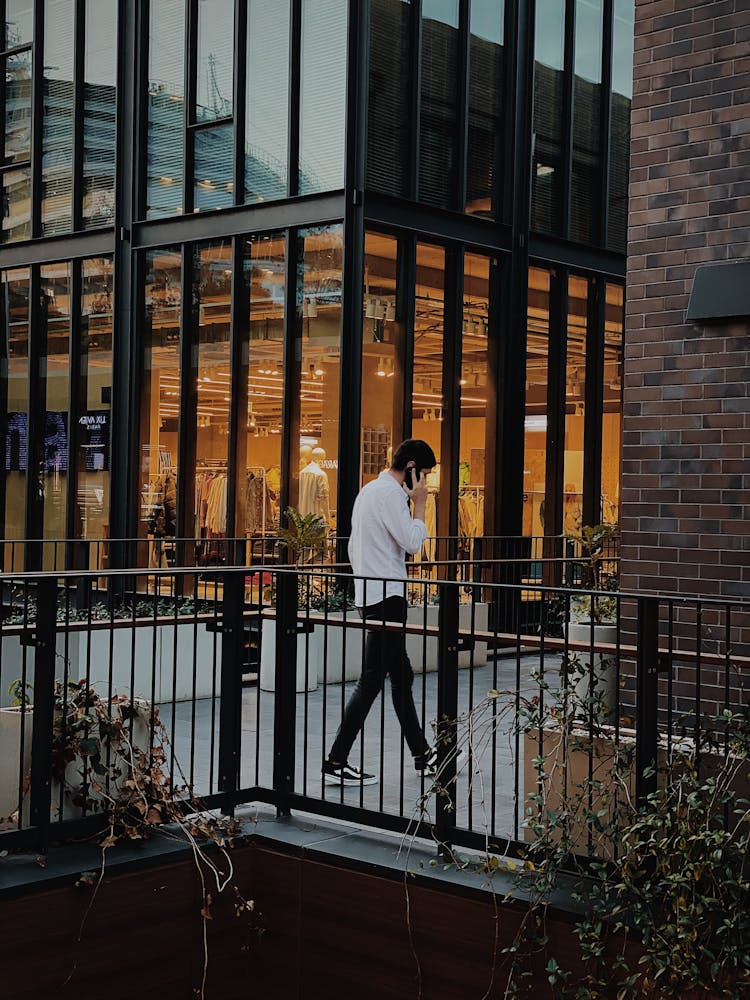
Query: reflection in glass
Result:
<box><xmin>245</xmin><ymin>0</ymin><xmax>289</xmax><ymax>203</ymax></box>
<box><xmin>458</xmin><ymin>254</ymin><xmax>490</xmax><ymax>538</ymax></box>
<box><xmin>297</xmin><ymin>225</ymin><xmax>342</xmax><ymax>524</ymax></box>
<box><xmin>466</xmin><ymin>0</ymin><xmax>504</xmax><ymax>216</ymax></box>
<box><xmin>531</xmin><ymin>0</ymin><xmax>565</xmax><ymax>235</ymax></box>
<box><xmin>602</xmin><ymin>283</ymin><xmax>623</xmax><ymax>525</ymax></box>
<box><xmin>195</xmin><ymin>0</ymin><xmax>233</xmax><ymax>123</ymax></box>
<box><xmin>367</xmin><ymin>0</ymin><xmax>411</xmax><ymax>197</ymax></box>
<box><xmin>83</xmin><ymin>0</ymin><xmax>117</xmax><ymax>228</ymax></box>
<box><xmin>194</xmin><ymin>125</ymin><xmax>234</xmax><ymax>211</ymax></box>
<box><xmin>40</xmin><ymin>262</ymin><xmax>72</xmax><ymax>566</ymax></box>
<box><xmin>139</xmin><ymin>249</ymin><xmax>181</xmax><ymax>563</ymax></box>
<box><xmin>42</xmin><ymin>0</ymin><xmax>75</xmax><ymax>236</ymax></box>
<box><xmin>74</xmin><ymin>259</ymin><xmax>113</xmax><ymax>558</ymax></box>
<box><xmin>299</xmin><ymin>0</ymin><xmax>347</xmax><ymax>195</ymax></box>
<box><xmin>419</xmin><ymin>0</ymin><xmax>459</xmax><ymax>208</ymax></box>
<box><xmin>146</xmin><ymin>0</ymin><xmax>185</xmax><ymax>218</ymax></box>
<box><xmin>571</xmin><ymin>0</ymin><xmax>603</xmax><ymax>244</ymax></box>
<box><xmin>194</xmin><ymin>242</ymin><xmax>232</xmax><ymax>559</ymax></box>
<box><xmin>239</xmin><ymin>232</ymin><xmax>286</xmax><ymax>537</ymax></box>
<box><xmin>1</xmin><ymin>166</ymin><xmax>31</xmax><ymax>242</ymax></box>
<box><xmin>361</xmin><ymin>232</ymin><xmax>403</xmax><ymax>486</ymax></box>
<box><xmin>3</xmin><ymin>1</ymin><xmax>34</xmax><ymax>47</ymax></box>
<box><xmin>562</xmin><ymin>274</ymin><xmax>588</xmax><ymax>535</ymax></box>
<box><xmin>1</xmin><ymin>268</ymin><xmax>30</xmax><ymax>570</ymax></box>
<box><xmin>4</xmin><ymin>49</ymin><xmax>32</xmax><ymax>165</ymax></box>
<box><xmin>413</xmin><ymin>243</ymin><xmax>444</xmax><ymax>534</ymax></box>
<box><xmin>523</xmin><ymin>267</ymin><xmax>550</xmax><ymax>537</ymax></box>
<box><xmin>608</xmin><ymin>0</ymin><xmax>634</xmax><ymax>252</ymax></box>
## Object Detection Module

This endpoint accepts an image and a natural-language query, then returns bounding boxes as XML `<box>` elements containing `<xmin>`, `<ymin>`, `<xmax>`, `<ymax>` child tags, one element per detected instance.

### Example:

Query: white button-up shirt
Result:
<box><xmin>348</xmin><ymin>471</ymin><xmax>427</xmax><ymax>608</ymax></box>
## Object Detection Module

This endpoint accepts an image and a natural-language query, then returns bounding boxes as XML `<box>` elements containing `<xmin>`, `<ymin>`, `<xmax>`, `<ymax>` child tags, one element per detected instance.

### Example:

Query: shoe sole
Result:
<box><xmin>323</xmin><ymin>772</ymin><xmax>378</xmax><ymax>786</ymax></box>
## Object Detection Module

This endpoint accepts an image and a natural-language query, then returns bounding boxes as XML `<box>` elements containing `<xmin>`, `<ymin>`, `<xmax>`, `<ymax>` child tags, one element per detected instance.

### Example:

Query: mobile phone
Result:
<box><xmin>408</xmin><ymin>466</ymin><xmax>417</xmax><ymax>490</ymax></box>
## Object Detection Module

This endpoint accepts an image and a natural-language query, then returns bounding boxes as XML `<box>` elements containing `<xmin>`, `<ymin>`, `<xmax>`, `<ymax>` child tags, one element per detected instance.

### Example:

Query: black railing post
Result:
<box><xmin>218</xmin><ymin>571</ymin><xmax>245</xmax><ymax>813</ymax></box>
<box><xmin>273</xmin><ymin>570</ymin><xmax>298</xmax><ymax>816</ymax></box>
<box><xmin>636</xmin><ymin>596</ymin><xmax>660</xmax><ymax>806</ymax></box>
<box><xmin>435</xmin><ymin>580</ymin><xmax>460</xmax><ymax>854</ymax></box>
<box><xmin>29</xmin><ymin>577</ymin><xmax>58</xmax><ymax>849</ymax></box>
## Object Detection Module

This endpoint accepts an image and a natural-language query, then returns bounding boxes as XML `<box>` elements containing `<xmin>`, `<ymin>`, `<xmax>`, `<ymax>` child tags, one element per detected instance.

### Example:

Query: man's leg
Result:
<box><xmin>383</xmin><ymin>597</ymin><xmax>430</xmax><ymax>758</ymax></box>
<box><xmin>327</xmin><ymin>599</ymin><xmax>388</xmax><ymax>764</ymax></box>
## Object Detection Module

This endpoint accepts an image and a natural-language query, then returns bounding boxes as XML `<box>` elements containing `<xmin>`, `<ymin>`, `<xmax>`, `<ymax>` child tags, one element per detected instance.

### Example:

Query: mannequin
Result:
<box><xmin>299</xmin><ymin>444</ymin><xmax>313</xmax><ymax>471</ymax></box>
<box><xmin>299</xmin><ymin>446</ymin><xmax>331</xmax><ymax>524</ymax></box>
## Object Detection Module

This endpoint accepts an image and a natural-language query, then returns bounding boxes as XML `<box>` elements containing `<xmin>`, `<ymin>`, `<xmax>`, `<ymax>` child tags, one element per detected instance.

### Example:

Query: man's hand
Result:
<box><xmin>403</xmin><ymin>468</ymin><xmax>428</xmax><ymax>523</ymax></box>
<box><xmin>403</xmin><ymin>468</ymin><xmax>428</xmax><ymax>503</ymax></box>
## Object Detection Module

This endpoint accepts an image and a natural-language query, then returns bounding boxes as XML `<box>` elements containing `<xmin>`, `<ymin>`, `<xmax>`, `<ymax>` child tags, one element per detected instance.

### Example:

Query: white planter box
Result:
<box><xmin>407</xmin><ymin>603</ymin><xmax>489</xmax><ymax>673</ymax></box>
<box><xmin>259</xmin><ymin>619</ymin><xmax>319</xmax><ymax>693</ymax></box>
<box><xmin>567</xmin><ymin>622</ymin><xmax>618</xmax><ymax>720</ymax></box>
<box><xmin>0</xmin><ymin>707</ymin><xmax>32</xmax><ymax>819</ymax></box>
<box><xmin>316</xmin><ymin>612</ymin><xmax>365</xmax><ymax>684</ymax></box>
<box><xmin>157</xmin><ymin>622</ymin><xmax>218</xmax><ymax>702</ymax></box>
<box><xmin>57</xmin><ymin>622</ymin><xmax>218</xmax><ymax>703</ymax></box>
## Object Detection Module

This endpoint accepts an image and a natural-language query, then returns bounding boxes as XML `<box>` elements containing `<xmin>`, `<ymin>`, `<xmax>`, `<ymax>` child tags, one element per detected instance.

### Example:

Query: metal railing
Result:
<box><xmin>2</xmin><ymin>562</ymin><xmax>742</xmax><ymax>861</ymax></box>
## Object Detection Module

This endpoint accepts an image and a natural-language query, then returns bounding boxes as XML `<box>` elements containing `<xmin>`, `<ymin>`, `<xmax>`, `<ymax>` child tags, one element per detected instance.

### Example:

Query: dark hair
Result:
<box><xmin>391</xmin><ymin>439</ymin><xmax>437</xmax><ymax>472</ymax></box>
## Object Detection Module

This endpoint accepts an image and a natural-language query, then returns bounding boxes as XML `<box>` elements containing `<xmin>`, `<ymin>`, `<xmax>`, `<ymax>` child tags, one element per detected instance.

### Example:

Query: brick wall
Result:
<box><xmin>622</xmin><ymin>0</ymin><xmax>750</xmax><ymax>619</ymax></box>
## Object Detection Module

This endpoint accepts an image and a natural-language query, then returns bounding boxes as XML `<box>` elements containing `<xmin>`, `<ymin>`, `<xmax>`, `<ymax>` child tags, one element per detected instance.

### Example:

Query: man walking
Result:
<box><xmin>323</xmin><ymin>439</ymin><xmax>438</xmax><ymax>786</ymax></box>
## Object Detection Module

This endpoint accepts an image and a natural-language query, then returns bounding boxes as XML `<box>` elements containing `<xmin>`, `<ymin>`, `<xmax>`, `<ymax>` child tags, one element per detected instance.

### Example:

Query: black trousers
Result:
<box><xmin>328</xmin><ymin>595</ymin><xmax>429</xmax><ymax>764</ymax></box>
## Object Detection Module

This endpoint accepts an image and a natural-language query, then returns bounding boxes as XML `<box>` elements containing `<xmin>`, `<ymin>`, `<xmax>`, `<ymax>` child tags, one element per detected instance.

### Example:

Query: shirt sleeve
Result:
<box><xmin>380</xmin><ymin>491</ymin><xmax>428</xmax><ymax>554</ymax></box>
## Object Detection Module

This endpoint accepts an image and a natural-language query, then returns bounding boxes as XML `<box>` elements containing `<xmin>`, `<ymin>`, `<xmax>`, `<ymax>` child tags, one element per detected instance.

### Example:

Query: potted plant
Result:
<box><xmin>566</xmin><ymin>523</ymin><xmax>619</xmax><ymax>720</ymax></box>
<box><xmin>259</xmin><ymin>507</ymin><xmax>326</xmax><ymax>693</ymax></box>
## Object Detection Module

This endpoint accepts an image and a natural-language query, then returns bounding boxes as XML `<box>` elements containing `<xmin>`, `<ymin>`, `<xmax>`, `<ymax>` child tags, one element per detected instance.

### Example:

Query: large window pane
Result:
<box><xmin>239</xmin><ymin>232</ymin><xmax>286</xmax><ymax>538</ymax></box>
<box><xmin>1</xmin><ymin>268</ymin><xmax>30</xmax><ymax>570</ymax></box>
<box><xmin>608</xmin><ymin>0</ymin><xmax>634</xmax><ymax>252</ymax></box>
<box><xmin>562</xmin><ymin>274</ymin><xmax>588</xmax><ymax>534</ymax></box>
<box><xmin>245</xmin><ymin>0</ymin><xmax>289</xmax><ymax>203</ymax></box>
<box><xmin>602</xmin><ymin>282</ymin><xmax>623</xmax><ymax>525</ymax></box>
<box><xmin>524</xmin><ymin>267</ymin><xmax>550</xmax><ymax>537</ymax></box>
<box><xmin>419</xmin><ymin>0</ymin><xmax>459</xmax><ymax>208</ymax></box>
<box><xmin>413</xmin><ymin>242</ymin><xmax>445</xmax><ymax>537</ymax></box>
<box><xmin>531</xmin><ymin>0</ymin><xmax>565</xmax><ymax>235</ymax></box>
<box><xmin>458</xmin><ymin>253</ymin><xmax>491</xmax><ymax>540</ymax></box>
<box><xmin>194</xmin><ymin>241</ymin><xmax>232</xmax><ymax>559</ymax></box>
<box><xmin>146</xmin><ymin>0</ymin><xmax>185</xmax><ymax>218</ymax></box>
<box><xmin>40</xmin><ymin>262</ymin><xmax>72</xmax><ymax>564</ymax></box>
<box><xmin>139</xmin><ymin>249</ymin><xmax>181</xmax><ymax>563</ymax></box>
<box><xmin>299</xmin><ymin>0</ymin><xmax>347</xmax><ymax>195</ymax></box>
<box><xmin>194</xmin><ymin>125</ymin><xmax>234</xmax><ymax>211</ymax></box>
<box><xmin>4</xmin><ymin>49</ymin><xmax>32</xmax><ymax>165</ymax></box>
<box><xmin>361</xmin><ymin>232</ymin><xmax>403</xmax><ymax>486</ymax></box>
<box><xmin>83</xmin><ymin>0</ymin><xmax>117</xmax><ymax>228</ymax></box>
<box><xmin>466</xmin><ymin>0</ymin><xmax>504</xmax><ymax>217</ymax></box>
<box><xmin>296</xmin><ymin>225</ymin><xmax>342</xmax><ymax>526</ymax></box>
<box><xmin>571</xmin><ymin>0</ymin><xmax>603</xmax><ymax>244</ymax></box>
<box><xmin>1</xmin><ymin>166</ymin><xmax>31</xmax><ymax>242</ymax></box>
<box><xmin>195</xmin><ymin>0</ymin><xmax>233</xmax><ymax>123</ymax></box>
<box><xmin>3</xmin><ymin>1</ymin><xmax>34</xmax><ymax>47</ymax></box>
<box><xmin>74</xmin><ymin>259</ymin><xmax>113</xmax><ymax>556</ymax></box>
<box><xmin>41</xmin><ymin>0</ymin><xmax>75</xmax><ymax>236</ymax></box>
<box><xmin>367</xmin><ymin>0</ymin><xmax>411</xmax><ymax>197</ymax></box>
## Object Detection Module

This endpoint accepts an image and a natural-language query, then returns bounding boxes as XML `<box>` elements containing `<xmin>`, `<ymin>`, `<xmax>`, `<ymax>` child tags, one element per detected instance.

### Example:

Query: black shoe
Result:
<box><xmin>414</xmin><ymin>746</ymin><xmax>463</xmax><ymax>774</ymax></box>
<box><xmin>322</xmin><ymin>760</ymin><xmax>378</xmax><ymax>786</ymax></box>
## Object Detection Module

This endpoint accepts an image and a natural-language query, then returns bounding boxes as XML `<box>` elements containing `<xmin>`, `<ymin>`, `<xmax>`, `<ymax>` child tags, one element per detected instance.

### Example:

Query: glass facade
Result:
<box><xmin>0</xmin><ymin>0</ymin><xmax>632</xmax><ymax>568</ymax></box>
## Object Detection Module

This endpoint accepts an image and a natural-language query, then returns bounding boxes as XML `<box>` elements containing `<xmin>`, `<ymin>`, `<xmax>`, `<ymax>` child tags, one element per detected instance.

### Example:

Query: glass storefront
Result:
<box><xmin>0</xmin><ymin>2</ymin><xmax>632</xmax><ymax>566</ymax></box>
